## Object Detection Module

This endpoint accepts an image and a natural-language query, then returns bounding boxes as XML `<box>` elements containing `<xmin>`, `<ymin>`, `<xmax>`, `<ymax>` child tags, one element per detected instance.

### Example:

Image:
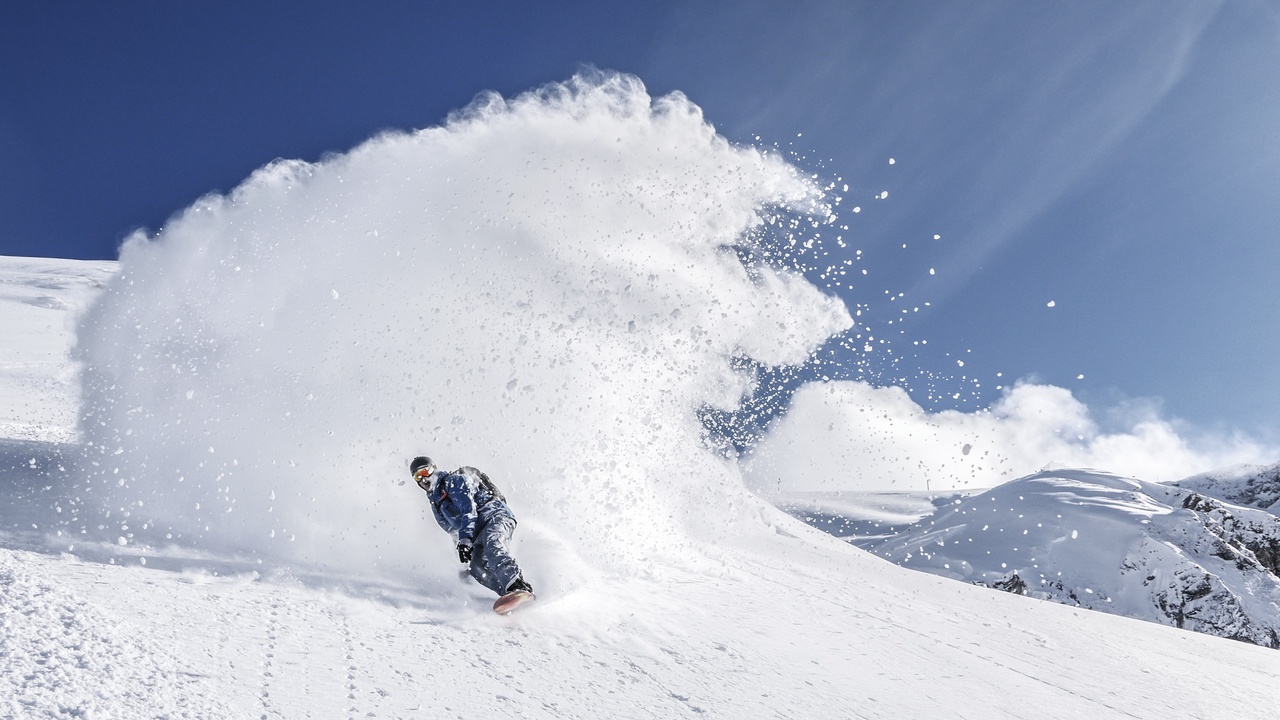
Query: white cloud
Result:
<box><xmin>744</xmin><ymin>380</ymin><xmax>1278</xmax><ymax>493</ymax></box>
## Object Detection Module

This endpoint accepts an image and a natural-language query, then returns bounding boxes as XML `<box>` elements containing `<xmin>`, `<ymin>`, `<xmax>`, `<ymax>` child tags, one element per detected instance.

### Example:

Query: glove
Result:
<box><xmin>457</xmin><ymin>543</ymin><xmax>473</xmax><ymax>564</ymax></box>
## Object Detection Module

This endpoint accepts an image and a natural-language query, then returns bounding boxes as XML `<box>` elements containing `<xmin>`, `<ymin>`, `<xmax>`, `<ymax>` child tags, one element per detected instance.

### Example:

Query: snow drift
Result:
<box><xmin>70</xmin><ymin>73</ymin><xmax>850</xmax><ymax>585</ymax></box>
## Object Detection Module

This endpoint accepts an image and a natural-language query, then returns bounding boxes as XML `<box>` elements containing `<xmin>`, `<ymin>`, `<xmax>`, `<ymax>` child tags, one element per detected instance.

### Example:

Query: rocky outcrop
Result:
<box><xmin>1180</xmin><ymin>492</ymin><xmax>1280</xmax><ymax>576</ymax></box>
<box><xmin>1129</xmin><ymin>534</ymin><xmax>1279</xmax><ymax>648</ymax></box>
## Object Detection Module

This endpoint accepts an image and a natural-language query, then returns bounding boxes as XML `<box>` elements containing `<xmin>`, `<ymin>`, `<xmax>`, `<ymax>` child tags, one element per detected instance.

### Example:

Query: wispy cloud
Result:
<box><xmin>884</xmin><ymin>2</ymin><xmax>1224</xmax><ymax>301</ymax></box>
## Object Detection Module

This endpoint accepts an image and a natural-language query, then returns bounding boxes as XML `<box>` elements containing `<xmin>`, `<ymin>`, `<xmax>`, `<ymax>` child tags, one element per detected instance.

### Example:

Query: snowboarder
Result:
<box><xmin>409</xmin><ymin>456</ymin><xmax>535</xmax><ymax>614</ymax></box>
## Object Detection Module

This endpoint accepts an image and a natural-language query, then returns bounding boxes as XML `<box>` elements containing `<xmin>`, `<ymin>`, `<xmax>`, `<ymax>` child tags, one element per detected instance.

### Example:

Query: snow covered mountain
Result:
<box><xmin>1174</xmin><ymin>463</ymin><xmax>1280</xmax><ymax>514</ymax></box>
<box><xmin>5</xmin><ymin>75</ymin><xmax>1280</xmax><ymax>717</ymax></box>
<box><xmin>782</xmin><ymin>469</ymin><xmax>1280</xmax><ymax>649</ymax></box>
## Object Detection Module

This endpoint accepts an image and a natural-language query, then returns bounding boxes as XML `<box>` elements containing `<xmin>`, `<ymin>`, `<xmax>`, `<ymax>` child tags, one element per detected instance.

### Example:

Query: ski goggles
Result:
<box><xmin>413</xmin><ymin>467</ymin><xmax>434</xmax><ymax>487</ymax></box>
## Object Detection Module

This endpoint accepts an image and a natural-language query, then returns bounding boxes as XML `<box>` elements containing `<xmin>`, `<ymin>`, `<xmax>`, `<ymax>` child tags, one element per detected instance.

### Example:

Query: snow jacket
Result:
<box><xmin>423</xmin><ymin>466</ymin><xmax>514</xmax><ymax>547</ymax></box>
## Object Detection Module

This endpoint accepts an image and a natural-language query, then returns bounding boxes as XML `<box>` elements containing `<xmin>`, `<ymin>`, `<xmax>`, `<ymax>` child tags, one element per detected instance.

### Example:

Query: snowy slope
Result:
<box><xmin>6</xmin><ymin>268</ymin><xmax>1280</xmax><ymax>718</ymax></box>
<box><xmin>0</xmin><ymin>256</ymin><xmax>114</xmax><ymax>444</ymax></box>
<box><xmin>6</xmin><ymin>73</ymin><xmax>1280</xmax><ymax>718</ymax></box>
<box><xmin>4</xmin><ymin>481</ymin><xmax>1280</xmax><ymax>719</ymax></box>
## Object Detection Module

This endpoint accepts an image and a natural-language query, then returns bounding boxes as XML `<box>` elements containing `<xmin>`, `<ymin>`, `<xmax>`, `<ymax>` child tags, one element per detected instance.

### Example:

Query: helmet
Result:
<box><xmin>409</xmin><ymin>456</ymin><xmax>436</xmax><ymax>477</ymax></box>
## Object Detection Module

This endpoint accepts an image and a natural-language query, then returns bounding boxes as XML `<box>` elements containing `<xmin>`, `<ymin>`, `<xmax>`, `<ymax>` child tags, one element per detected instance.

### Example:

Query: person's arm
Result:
<box><xmin>446</xmin><ymin>472</ymin><xmax>479</xmax><ymax>546</ymax></box>
<box><xmin>427</xmin><ymin>473</ymin><xmax>450</xmax><ymax>532</ymax></box>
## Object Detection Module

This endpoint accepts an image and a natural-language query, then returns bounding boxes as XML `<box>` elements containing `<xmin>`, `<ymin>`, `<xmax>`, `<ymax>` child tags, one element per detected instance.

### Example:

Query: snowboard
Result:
<box><xmin>493</xmin><ymin>590</ymin><xmax>536</xmax><ymax>615</ymax></box>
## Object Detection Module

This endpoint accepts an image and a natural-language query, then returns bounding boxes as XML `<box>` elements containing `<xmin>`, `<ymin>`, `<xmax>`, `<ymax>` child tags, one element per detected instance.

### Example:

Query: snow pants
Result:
<box><xmin>468</xmin><ymin>514</ymin><xmax>522</xmax><ymax>595</ymax></box>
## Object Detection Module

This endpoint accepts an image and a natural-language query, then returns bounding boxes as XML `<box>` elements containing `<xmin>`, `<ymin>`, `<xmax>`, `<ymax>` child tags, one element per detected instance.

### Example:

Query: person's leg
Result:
<box><xmin>469</xmin><ymin>515</ymin><xmax>522</xmax><ymax>595</ymax></box>
<box><xmin>468</xmin><ymin>549</ymin><xmax>496</xmax><ymax>591</ymax></box>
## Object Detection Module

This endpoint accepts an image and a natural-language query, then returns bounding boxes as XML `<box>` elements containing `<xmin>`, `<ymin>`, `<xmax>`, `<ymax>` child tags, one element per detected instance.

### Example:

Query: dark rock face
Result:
<box><xmin>1143</xmin><ymin>552</ymin><xmax>1278</xmax><ymax>647</ymax></box>
<box><xmin>1181</xmin><ymin>492</ymin><xmax>1280</xmax><ymax>577</ymax></box>
<box><xmin>990</xmin><ymin>573</ymin><xmax>1029</xmax><ymax>596</ymax></box>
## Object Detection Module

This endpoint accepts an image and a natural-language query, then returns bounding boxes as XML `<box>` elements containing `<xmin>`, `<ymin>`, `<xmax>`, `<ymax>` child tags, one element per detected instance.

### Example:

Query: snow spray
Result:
<box><xmin>71</xmin><ymin>72</ymin><xmax>850</xmax><ymax>583</ymax></box>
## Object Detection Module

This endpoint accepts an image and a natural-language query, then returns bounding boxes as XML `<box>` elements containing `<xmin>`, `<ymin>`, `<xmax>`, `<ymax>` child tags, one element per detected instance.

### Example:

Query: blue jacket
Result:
<box><xmin>424</xmin><ymin>466</ymin><xmax>514</xmax><ymax>546</ymax></box>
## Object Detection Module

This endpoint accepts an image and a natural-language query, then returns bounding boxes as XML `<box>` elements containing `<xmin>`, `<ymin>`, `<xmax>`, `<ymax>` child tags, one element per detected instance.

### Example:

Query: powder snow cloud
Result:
<box><xmin>71</xmin><ymin>72</ymin><xmax>850</xmax><ymax>584</ymax></box>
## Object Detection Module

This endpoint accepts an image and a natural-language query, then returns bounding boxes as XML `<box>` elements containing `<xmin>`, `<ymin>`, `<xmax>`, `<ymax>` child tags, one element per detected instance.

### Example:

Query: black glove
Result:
<box><xmin>457</xmin><ymin>543</ymin><xmax>473</xmax><ymax>564</ymax></box>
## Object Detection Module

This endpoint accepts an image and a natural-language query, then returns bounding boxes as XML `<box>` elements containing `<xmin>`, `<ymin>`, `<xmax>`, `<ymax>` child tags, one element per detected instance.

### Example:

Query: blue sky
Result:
<box><xmin>3</xmin><ymin>0</ymin><xmax>1279</xmax><ymax>438</ymax></box>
